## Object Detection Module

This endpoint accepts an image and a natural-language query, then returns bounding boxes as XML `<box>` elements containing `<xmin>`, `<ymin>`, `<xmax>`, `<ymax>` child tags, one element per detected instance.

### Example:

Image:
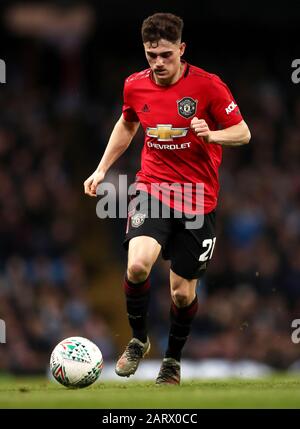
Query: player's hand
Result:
<box><xmin>83</xmin><ymin>170</ymin><xmax>105</xmax><ymax>197</ymax></box>
<box><xmin>190</xmin><ymin>117</ymin><xmax>213</xmax><ymax>142</ymax></box>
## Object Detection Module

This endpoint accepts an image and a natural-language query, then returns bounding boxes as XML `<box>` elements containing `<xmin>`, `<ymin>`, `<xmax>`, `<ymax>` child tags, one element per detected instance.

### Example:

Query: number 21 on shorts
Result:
<box><xmin>199</xmin><ymin>237</ymin><xmax>216</xmax><ymax>261</ymax></box>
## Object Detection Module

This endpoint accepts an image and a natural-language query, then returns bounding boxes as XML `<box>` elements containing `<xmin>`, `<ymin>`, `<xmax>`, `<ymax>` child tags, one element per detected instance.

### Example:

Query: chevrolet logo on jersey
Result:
<box><xmin>146</xmin><ymin>124</ymin><xmax>189</xmax><ymax>141</ymax></box>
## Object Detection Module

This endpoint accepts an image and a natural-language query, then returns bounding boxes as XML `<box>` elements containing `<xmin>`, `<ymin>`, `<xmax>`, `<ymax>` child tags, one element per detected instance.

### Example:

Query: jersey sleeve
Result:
<box><xmin>122</xmin><ymin>80</ymin><xmax>139</xmax><ymax>122</ymax></box>
<box><xmin>208</xmin><ymin>77</ymin><xmax>243</xmax><ymax>129</ymax></box>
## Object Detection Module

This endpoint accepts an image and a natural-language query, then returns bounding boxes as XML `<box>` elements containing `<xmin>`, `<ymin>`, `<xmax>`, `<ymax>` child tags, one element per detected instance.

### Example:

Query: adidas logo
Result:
<box><xmin>142</xmin><ymin>104</ymin><xmax>150</xmax><ymax>112</ymax></box>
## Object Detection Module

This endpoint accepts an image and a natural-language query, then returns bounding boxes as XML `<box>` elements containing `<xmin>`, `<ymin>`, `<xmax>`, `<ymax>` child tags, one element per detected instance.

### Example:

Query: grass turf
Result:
<box><xmin>0</xmin><ymin>375</ymin><xmax>300</xmax><ymax>408</ymax></box>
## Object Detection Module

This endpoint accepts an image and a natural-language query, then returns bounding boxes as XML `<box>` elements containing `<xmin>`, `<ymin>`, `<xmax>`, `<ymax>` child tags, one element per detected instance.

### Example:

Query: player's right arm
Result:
<box><xmin>84</xmin><ymin>114</ymin><xmax>140</xmax><ymax>197</ymax></box>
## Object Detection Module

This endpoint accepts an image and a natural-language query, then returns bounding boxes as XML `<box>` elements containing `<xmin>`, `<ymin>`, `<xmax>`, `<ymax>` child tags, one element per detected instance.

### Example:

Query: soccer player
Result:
<box><xmin>84</xmin><ymin>13</ymin><xmax>251</xmax><ymax>384</ymax></box>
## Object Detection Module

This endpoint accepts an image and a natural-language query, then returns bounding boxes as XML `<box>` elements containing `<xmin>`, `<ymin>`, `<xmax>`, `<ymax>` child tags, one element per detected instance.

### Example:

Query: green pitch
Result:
<box><xmin>0</xmin><ymin>375</ymin><xmax>300</xmax><ymax>408</ymax></box>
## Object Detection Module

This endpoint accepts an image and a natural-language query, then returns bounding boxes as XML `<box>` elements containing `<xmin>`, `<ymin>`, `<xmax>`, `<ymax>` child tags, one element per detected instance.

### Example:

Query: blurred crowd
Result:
<box><xmin>1</xmin><ymin>4</ymin><xmax>300</xmax><ymax>374</ymax></box>
<box><xmin>0</xmin><ymin>85</ymin><xmax>116</xmax><ymax>373</ymax></box>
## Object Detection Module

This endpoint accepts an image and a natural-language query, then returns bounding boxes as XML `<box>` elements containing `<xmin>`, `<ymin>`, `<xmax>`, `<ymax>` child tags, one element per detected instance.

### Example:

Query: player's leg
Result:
<box><xmin>156</xmin><ymin>210</ymin><xmax>216</xmax><ymax>385</ymax></box>
<box><xmin>125</xmin><ymin>235</ymin><xmax>161</xmax><ymax>342</ymax></box>
<box><xmin>117</xmin><ymin>191</ymin><xmax>172</xmax><ymax>377</ymax></box>
<box><xmin>116</xmin><ymin>235</ymin><xmax>161</xmax><ymax>377</ymax></box>
<box><xmin>156</xmin><ymin>271</ymin><xmax>198</xmax><ymax>385</ymax></box>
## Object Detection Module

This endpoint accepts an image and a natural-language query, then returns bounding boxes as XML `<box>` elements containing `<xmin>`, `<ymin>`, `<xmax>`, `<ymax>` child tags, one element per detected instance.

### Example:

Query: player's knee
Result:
<box><xmin>171</xmin><ymin>289</ymin><xmax>190</xmax><ymax>307</ymax></box>
<box><xmin>127</xmin><ymin>261</ymin><xmax>150</xmax><ymax>283</ymax></box>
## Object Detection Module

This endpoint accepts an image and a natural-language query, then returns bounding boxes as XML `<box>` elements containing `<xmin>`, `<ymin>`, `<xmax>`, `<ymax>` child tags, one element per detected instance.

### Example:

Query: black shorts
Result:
<box><xmin>123</xmin><ymin>191</ymin><xmax>217</xmax><ymax>280</ymax></box>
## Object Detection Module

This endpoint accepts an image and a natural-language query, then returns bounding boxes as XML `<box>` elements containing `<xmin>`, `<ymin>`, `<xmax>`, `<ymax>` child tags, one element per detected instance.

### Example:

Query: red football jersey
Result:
<box><xmin>122</xmin><ymin>61</ymin><xmax>243</xmax><ymax>214</ymax></box>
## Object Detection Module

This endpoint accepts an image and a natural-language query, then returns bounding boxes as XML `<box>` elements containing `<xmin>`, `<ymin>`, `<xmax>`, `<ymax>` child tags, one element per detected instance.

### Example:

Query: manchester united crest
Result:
<box><xmin>177</xmin><ymin>97</ymin><xmax>197</xmax><ymax>119</ymax></box>
<box><xmin>131</xmin><ymin>213</ymin><xmax>146</xmax><ymax>228</ymax></box>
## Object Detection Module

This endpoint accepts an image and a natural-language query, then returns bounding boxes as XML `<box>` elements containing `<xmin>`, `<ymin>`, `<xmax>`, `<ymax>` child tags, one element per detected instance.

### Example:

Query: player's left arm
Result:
<box><xmin>191</xmin><ymin>77</ymin><xmax>251</xmax><ymax>146</ymax></box>
<box><xmin>190</xmin><ymin>118</ymin><xmax>251</xmax><ymax>146</ymax></box>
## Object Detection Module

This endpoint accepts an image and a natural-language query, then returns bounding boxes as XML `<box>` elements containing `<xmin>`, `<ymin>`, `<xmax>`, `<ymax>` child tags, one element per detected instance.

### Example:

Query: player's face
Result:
<box><xmin>144</xmin><ymin>39</ymin><xmax>186</xmax><ymax>86</ymax></box>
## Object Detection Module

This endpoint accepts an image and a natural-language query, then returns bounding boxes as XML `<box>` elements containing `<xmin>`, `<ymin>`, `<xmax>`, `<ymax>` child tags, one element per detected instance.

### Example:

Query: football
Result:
<box><xmin>50</xmin><ymin>336</ymin><xmax>103</xmax><ymax>388</ymax></box>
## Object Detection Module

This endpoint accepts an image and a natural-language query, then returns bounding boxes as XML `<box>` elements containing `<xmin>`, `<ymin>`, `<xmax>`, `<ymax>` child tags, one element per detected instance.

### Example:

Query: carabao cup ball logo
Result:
<box><xmin>177</xmin><ymin>97</ymin><xmax>198</xmax><ymax>119</ymax></box>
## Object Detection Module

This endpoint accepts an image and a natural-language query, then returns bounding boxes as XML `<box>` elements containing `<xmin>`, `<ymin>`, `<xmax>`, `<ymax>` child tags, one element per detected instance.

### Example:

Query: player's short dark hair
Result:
<box><xmin>141</xmin><ymin>13</ymin><xmax>184</xmax><ymax>45</ymax></box>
